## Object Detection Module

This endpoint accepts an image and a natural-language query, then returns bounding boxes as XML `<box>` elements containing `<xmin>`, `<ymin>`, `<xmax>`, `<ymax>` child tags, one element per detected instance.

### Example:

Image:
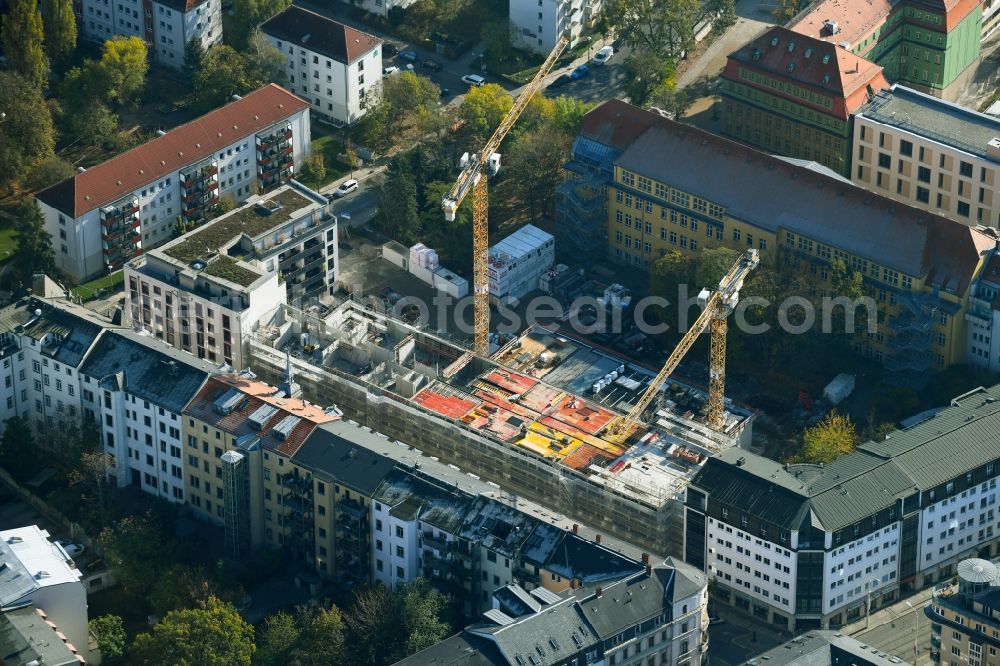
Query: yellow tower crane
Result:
<box><xmin>604</xmin><ymin>249</ymin><xmax>760</xmax><ymax>442</ymax></box>
<box><xmin>443</xmin><ymin>35</ymin><xmax>569</xmax><ymax>357</ymax></box>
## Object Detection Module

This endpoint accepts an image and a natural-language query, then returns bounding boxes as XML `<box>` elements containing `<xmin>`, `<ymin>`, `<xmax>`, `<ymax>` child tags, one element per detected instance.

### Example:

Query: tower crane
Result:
<box><xmin>443</xmin><ymin>35</ymin><xmax>569</xmax><ymax>357</ymax></box>
<box><xmin>604</xmin><ymin>249</ymin><xmax>760</xmax><ymax>441</ymax></box>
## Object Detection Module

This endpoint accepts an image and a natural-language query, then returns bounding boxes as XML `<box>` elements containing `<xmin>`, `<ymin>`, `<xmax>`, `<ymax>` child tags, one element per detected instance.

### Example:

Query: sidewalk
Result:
<box><xmin>841</xmin><ymin>586</ymin><xmax>936</xmax><ymax>637</ymax></box>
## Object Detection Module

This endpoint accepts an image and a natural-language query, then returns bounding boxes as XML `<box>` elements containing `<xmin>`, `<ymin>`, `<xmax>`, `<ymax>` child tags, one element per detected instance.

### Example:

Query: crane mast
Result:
<box><xmin>443</xmin><ymin>35</ymin><xmax>569</xmax><ymax>356</ymax></box>
<box><xmin>604</xmin><ymin>249</ymin><xmax>759</xmax><ymax>441</ymax></box>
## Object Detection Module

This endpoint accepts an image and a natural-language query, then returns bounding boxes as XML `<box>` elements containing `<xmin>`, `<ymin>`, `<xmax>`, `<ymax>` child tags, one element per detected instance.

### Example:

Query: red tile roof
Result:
<box><xmin>36</xmin><ymin>84</ymin><xmax>310</xmax><ymax>218</ymax></box>
<box><xmin>725</xmin><ymin>27</ymin><xmax>889</xmax><ymax>119</ymax></box>
<box><xmin>578</xmin><ymin>99</ymin><xmax>664</xmax><ymax>150</ymax></box>
<box><xmin>261</xmin><ymin>6</ymin><xmax>380</xmax><ymax>65</ymax></box>
<box><xmin>184</xmin><ymin>374</ymin><xmax>338</xmax><ymax>458</ymax></box>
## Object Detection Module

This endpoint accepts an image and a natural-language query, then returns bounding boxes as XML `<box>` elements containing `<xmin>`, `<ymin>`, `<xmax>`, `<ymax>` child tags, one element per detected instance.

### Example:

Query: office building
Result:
<box><xmin>123</xmin><ymin>181</ymin><xmax>337</xmax><ymax>369</ymax></box>
<box><xmin>76</xmin><ymin>0</ymin><xmax>222</xmax><ymax>67</ymax></box>
<box><xmin>743</xmin><ymin>631</ymin><xmax>914</xmax><ymax>665</ymax></box>
<box><xmin>852</xmin><ymin>84</ymin><xmax>1000</xmax><ymax>227</ymax></box>
<box><xmin>396</xmin><ymin>559</ymin><xmax>708</xmax><ymax>666</ymax></box>
<box><xmin>0</xmin><ymin>526</ymin><xmax>92</xmax><ymax>662</ymax></box>
<box><xmin>36</xmin><ymin>84</ymin><xmax>311</xmax><ymax>281</ymax></box>
<box><xmin>79</xmin><ymin>330</ymin><xmax>219</xmax><ymax>502</ymax></box>
<box><xmin>488</xmin><ymin>224</ymin><xmax>555</xmax><ymax>303</ymax></box>
<box><xmin>719</xmin><ymin>26</ymin><xmax>890</xmax><ymax>176</ymax></box>
<box><xmin>588</xmin><ymin>99</ymin><xmax>993</xmax><ymax>374</ymax></box>
<box><xmin>928</xmin><ymin>557</ymin><xmax>1000</xmax><ymax>666</ymax></box>
<box><xmin>509</xmin><ymin>0</ymin><xmax>602</xmax><ymax>54</ymax></box>
<box><xmin>262</xmin><ymin>6</ymin><xmax>382</xmax><ymax>126</ymax></box>
<box><xmin>684</xmin><ymin>383</ymin><xmax>1000</xmax><ymax>631</ymax></box>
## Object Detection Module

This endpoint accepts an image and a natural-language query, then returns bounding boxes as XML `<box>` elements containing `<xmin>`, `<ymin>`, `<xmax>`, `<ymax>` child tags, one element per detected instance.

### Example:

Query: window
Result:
<box><xmin>900</xmin><ymin>140</ymin><xmax>913</xmax><ymax>157</ymax></box>
<box><xmin>918</xmin><ymin>166</ymin><xmax>931</xmax><ymax>183</ymax></box>
<box><xmin>917</xmin><ymin>187</ymin><xmax>930</xmax><ymax>204</ymax></box>
<box><xmin>958</xmin><ymin>201</ymin><xmax>970</xmax><ymax>218</ymax></box>
<box><xmin>878</xmin><ymin>153</ymin><xmax>891</xmax><ymax>169</ymax></box>
<box><xmin>960</xmin><ymin>161</ymin><xmax>973</xmax><ymax>178</ymax></box>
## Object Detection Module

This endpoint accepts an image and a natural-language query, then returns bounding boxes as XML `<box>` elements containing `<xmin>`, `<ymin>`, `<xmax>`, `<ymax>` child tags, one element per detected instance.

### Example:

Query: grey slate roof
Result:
<box><xmin>0</xmin><ymin>297</ymin><xmax>108</xmax><ymax>368</ymax></box>
<box><xmin>292</xmin><ymin>420</ymin><xmax>397</xmax><ymax>495</ymax></box>
<box><xmin>743</xmin><ymin>630</ymin><xmax>913</xmax><ymax>665</ymax></box>
<box><xmin>79</xmin><ymin>330</ymin><xmax>217</xmax><ymax>413</ymax></box>
<box><xmin>0</xmin><ymin>538</ymin><xmax>36</xmax><ymax>609</ymax></box>
<box><xmin>373</xmin><ymin>469</ymin><xmax>473</xmax><ymax>533</ymax></box>
<box><xmin>520</xmin><ymin>524</ymin><xmax>642</xmax><ymax>584</ymax></box>
<box><xmin>859</xmin><ymin>85</ymin><xmax>1000</xmax><ymax>161</ymax></box>
<box><xmin>393</xmin><ymin>632</ymin><xmax>506</xmax><ymax>665</ymax></box>
<box><xmin>468</xmin><ymin>597</ymin><xmax>599</xmax><ymax>666</ymax></box>
<box><xmin>695</xmin><ymin>384</ymin><xmax>1000</xmax><ymax>531</ymax></box>
<box><xmin>612</xmin><ymin>116</ymin><xmax>993</xmax><ymax>293</ymax></box>
<box><xmin>0</xmin><ymin>606</ymin><xmax>80</xmax><ymax>666</ymax></box>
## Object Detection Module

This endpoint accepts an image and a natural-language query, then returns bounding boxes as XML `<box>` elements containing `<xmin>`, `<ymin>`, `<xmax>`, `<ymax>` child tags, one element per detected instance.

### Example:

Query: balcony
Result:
<box><xmin>336</xmin><ymin>498</ymin><xmax>366</xmax><ymax>521</ymax></box>
<box><xmin>887</xmin><ymin>329</ymin><xmax>933</xmax><ymax>352</ymax></box>
<box><xmin>513</xmin><ymin>563</ymin><xmax>539</xmax><ymax>584</ymax></box>
<box><xmin>421</xmin><ymin>531</ymin><xmax>450</xmax><ymax>553</ymax></box>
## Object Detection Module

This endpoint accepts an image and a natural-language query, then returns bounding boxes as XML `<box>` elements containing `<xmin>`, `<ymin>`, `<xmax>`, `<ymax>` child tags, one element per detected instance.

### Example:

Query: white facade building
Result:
<box><xmin>488</xmin><ymin>224</ymin><xmax>555</xmax><ymax>303</ymax></box>
<box><xmin>36</xmin><ymin>84</ymin><xmax>311</xmax><ymax>282</ymax></box>
<box><xmin>123</xmin><ymin>182</ymin><xmax>337</xmax><ymax>370</ymax></box>
<box><xmin>262</xmin><ymin>6</ymin><xmax>382</xmax><ymax>127</ymax></box>
<box><xmin>79</xmin><ymin>330</ymin><xmax>217</xmax><ymax>502</ymax></box>
<box><xmin>0</xmin><ymin>526</ymin><xmax>92</xmax><ymax>663</ymax></box>
<box><xmin>76</xmin><ymin>0</ymin><xmax>222</xmax><ymax>67</ymax></box>
<box><xmin>966</xmin><ymin>248</ymin><xmax>1000</xmax><ymax>372</ymax></box>
<box><xmin>509</xmin><ymin>0</ymin><xmax>601</xmax><ymax>54</ymax></box>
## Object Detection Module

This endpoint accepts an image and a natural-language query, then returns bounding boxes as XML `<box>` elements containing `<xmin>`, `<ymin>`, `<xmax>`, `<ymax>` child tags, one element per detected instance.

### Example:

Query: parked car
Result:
<box><xmin>548</xmin><ymin>73</ymin><xmax>571</xmax><ymax>89</ymax></box>
<box><xmin>593</xmin><ymin>45</ymin><xmax>614</xmax><ymax>65</ymax></box>
<box><xmin>422</xmin><ymin>58</ymin><xmax>443</xmax><ymax>72</ymax></box>
<box><xmin>461</xmin><ymin>74</ymin><xmax>486</xmax><ymax>86</ymax></box>
<box><xmin>383</xmin><ymin>43</ymin><xmax>399</xmax><ymax>57</ymax></box>
<box><xmin>571</xmin><ymin>63</ymin><xmax>590</xmax><ymax>79</ymax></box>
<box><xmin>398</xmin><ymin>50</ymin><xmax>418</xmax><ymax>62</ymax></box>
<box><xmin>440</xmin><ymin>87</ymin><xmax>450</xmax><ymax>97</ymax></box>
<box><xmin>383</xmin><ymin>66</ymin><xmax>400</xmax><ymax>76</ymax></box>
<box><xmin>56</xmin><ymin>540</ymin><xmax>85</xmax><ymax>558</ymax></box>
<box><xmin>333</xmin><ymin>179</ymin><xmax>359</xmax><ymax>198</ymax></box>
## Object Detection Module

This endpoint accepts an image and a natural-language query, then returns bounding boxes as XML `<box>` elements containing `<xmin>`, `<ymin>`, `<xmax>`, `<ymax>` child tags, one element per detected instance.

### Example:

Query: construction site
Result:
<box><xmin>244</xmin><ymin>298</ymin><xmax>754</xmax><ymax>556</ymax></box>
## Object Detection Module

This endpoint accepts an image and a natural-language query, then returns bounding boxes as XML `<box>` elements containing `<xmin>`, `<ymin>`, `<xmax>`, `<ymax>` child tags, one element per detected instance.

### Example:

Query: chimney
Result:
<box><xmin>595</xmin><ymin>586</ymin><xmax>603</xmax><ymax>598</ymax></box>
<box><xmin>646</xmin><ymin>563</ymin><xmax>652</xmax><ymax>576</ymax></box>
<box><xmin>595</xmin><ymin>534</ymin><xmax>602</xmax><ymax>544</ymax></box>
<box><xmin>573</xmin><ymin>523</ymin><xmax>579</xmax><ymax>534</ymax></box>
<box><xmin>570</xmin><ymin>578</ymin><xmax>580</xmax><ymax>590</ymax></box>
<box><xmin>641</xmin><ymin>553</ymin><xmax>650</xmax><ymax>565</ymax></box>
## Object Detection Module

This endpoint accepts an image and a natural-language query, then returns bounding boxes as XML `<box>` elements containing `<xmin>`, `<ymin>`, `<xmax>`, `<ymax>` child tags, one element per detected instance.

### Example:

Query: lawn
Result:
<box><xmin>301</xmin><ymin>134</ymin><xmax>353</xmax><ymax>190</ymax></box>
<box><xmin>71</xmin><ymin>271</ymin><xmax>124</xmax><ymax>302</ymax></box>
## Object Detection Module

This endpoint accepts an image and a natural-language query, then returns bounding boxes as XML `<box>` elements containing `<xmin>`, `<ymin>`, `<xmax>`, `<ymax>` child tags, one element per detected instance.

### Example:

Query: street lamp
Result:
<box><xmin>865</xmin><ymin>577</ymin><xmax>880</xmax><ymax>630</ymax></box>
<box><xmin>478</xmin><ymin>52</ymin><xmax>485</xmax><ymax>74</ymax></box>
<box><xmin>905</xmin><ymin>600</ymin><xmax>926</xmax><ymax>661</ymax></box>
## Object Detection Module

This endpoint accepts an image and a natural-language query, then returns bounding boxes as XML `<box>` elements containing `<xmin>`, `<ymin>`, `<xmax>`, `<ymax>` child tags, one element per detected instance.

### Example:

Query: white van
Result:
<box><xmin>593</xmin><ymin>45</ymin><xmax>614</xmax><ymax>65</ymax></box>
<box><xmin>462</xmin><ymin>74</ymin><xmax>486</xmax><ymax>87</ymax></box>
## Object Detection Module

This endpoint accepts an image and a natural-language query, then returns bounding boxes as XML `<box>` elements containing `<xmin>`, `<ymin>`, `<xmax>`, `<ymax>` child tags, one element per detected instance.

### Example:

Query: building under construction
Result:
<box><xmin>245</xmin><ymin>300</ymin><xmax>754</xmax><ymax>555</ymax></box>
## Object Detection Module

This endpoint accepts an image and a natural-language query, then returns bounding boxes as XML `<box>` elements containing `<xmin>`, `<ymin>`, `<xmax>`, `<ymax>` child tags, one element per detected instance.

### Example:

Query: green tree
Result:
<box><xmin>602</xmin><ymin>0</ymin><xmax>733</xmax><ymax>62</ymax></box>
<box><xmin>345</xmin><ymin>585</ymin><xmax>403</xmax><ymax>665</ymax></box>
<box><xmin>59</xmin><ymin>62</ymin><xmax>120</xmax><ymax>146</ymax></box>
<box><xmin>694</xmin><ymin>246</ymin><xmax>741</xmax><ymax>289</ymax></box>
<box><xmin>97</xmin><ymin>36</ymin><xmax>149</xmax><ymax>106</ymax></box>
<box><xmin>622</xmin><ymin>50</ymin><xmax>675</xmax><ymax>107</ymax></box>
<box><xmin>1</xmin><ymin>0</ymin><xmax>48</xmax><ymax>88</ymax></box>
<box><xmin>361</xmin><ymin>99</ymin><xmax>391</xmax><ymax>154</ymax></box>
<box><xmin>0</xmin><ymin>72</ymin><xmax>56</xmax><ymax>188</ymax></box>
<box><xmin>11</xmin><ymin>199</ymin><xmax>56</xmax><ymax>285</ymax></box>
<box><xmin>506</xmin><ymin>124</ymin><xmax>572</xmax><ymax>222</ymax></box>
<box><xmin>68</xmin><ymin>451</ymin><xmax>117</xmax><ymax>528</ymax></box>
<box><xmin>131</xmin><ymin>597</ymin><xmax>255</xmax><ymax>666</ymax></box>
<box><xmin>98</xmin><ymin>513</ymin><xmax>177</xmax><ymax>594</ymax></box>
<box><xmin>41</xmin><ymin>0</ymin><xmax>77</xmax><ymax>68</ymax></box>
<box><xmin>384</xmin><ymin>72</ymin><xmax>441</xmax><ymax>125</ymax></box>
<box><xmin>292</xmin><ymin>605</ymin><xmax>347</xmax><ymax>664</ymax></box>
<box><xmin>149</xmin><ymin>564</ymin><xmax>217</xmax><ymax>616</ymax></box>
<box><xmin>397</xmin><ymin>580</ymin><xmax>450</xmax><ymax>656</ymax></box>
<box><xmin>183</xmin><ymin>38</ymin><xmax>206</xmax><ymax>83</ymax></box>
<box><xmin>345</xmin><ymin>142</ymin><xmax>361</xmax><ymax>178</ymax></box>
<box><xmin>254</xmin><ymin>611</ymin><xmax>300</xmax><ymax>666</ymax></box>
<box><xmin>797</xmin><ymin>411</ymin><xmax>857</xmax><ymax>464</ymax></box>
<box><xmin>650</xmin><ymin>84</ymin><xmax>692</xmax><ymax>118</ymax></box>
<box><xmin>193</xmin><ymin>45</ymin><xmax>259</xmax><ymax>111</ymax></box>
<box><xmin>299</xmin><ymin>153</ymin><xmax>327</xmax><ymax>186</ymax></box>
<box><xmin>25</xmin><ymin>157</ymin><xmax>75</xmax><ymax>192</ymax></box>
<box><xmin>0</xmin><ymin>415</ymin><xmax>40</xmax><ymax>481</ymax></box>
<box><xmin>461</xmin><ymin>83</ymin><xmax>514</xmax><ymax>138</ymax></box>
<box><xmin>549</xmin><ymin>95</ymin><xmax>593</xmax><ymax>135</ymax></box>
<box><xmin>232</xmin><ymin>0</ymin><xmax>291</xmax><ymax>48</ymax></box>
<box><xmin>245</xmin><ymin>28</ymin><xmax>286</xmax><ymax>84</ymax></box>
<box><xmin>90</xmin><ymin>615</ymin><xmax>126</xmax><ymax>663</ymax></box>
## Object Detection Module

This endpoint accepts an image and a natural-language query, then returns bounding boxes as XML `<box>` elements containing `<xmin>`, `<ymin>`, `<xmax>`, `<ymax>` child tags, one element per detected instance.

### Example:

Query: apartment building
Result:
<box><xmin>181</xmin><ymin>373</ymin><xmax>338</xmax><ymax>555</ymax></box>
<box><xmin>928</xmin><ymin>558</ymin><xmax>1000</xmax><ymax>666</ymax></box>
<box><xmin>852</xmin><ymin>85</ymin><xmax>1000</xmax><ymax>227</ymax></box>
<box><xmin>262</xmin><ymin>6</ymin><xmax>382</xmax><ymax>126</ymax></box>
<box><xmin>0</xmin><ymin>290</ymin><xmax>109</xmax><ymax>438</ymax></box>
<box><xmin>587</xmin><ymin>99</ymin><xmax>994</xmax><ymax>374</ymax></box>
<box><xmin>36</xmin><ymin>84</ymin><xmax>311</xmax><ymax>281</ymax></box>
<box><xmin>124</xmin><ymin>181</ymin><xmax>338</xmax><ymax>368</ymax></box>
<box><xmin>684</xmin><ymin>383</ymin><xmax>1000</xmax><ymax>632</ymax></box>
<box><xmin>719</xmin><ymin>26</ymin><xmax>890</xmax><ymax>177</ymax></box>
<box><xmin>75</xmin><ymin>0</ymin><xmax>222</xmax><ymax>67</ymax></box>
<box><xmin>509</xmin><ymin>0</ymin><xmax>600</xmax><ymax>54</ymax></box>
<box><xmin>0</xmin><ymin>525</ymin><xmax>92</xmax><ymax>662</ymax></box>
<box><xmin>79</xmin><ymin>330</ymin><xmax>219</xmax><ymax>503</ymax></box>
<box><xmin>967</xmin><ymin>247</ymin><xmax>1000</xmax><ymax>372</ymax></box>
<box><xmin>397</xmin><ymin>559</ymin><xmax>708</xmax><ymax>666</ymax></box>
<box><xmin>488</xmin><ymin>224</ymin><xmax>555</xmax><ymax>303</ymax></box>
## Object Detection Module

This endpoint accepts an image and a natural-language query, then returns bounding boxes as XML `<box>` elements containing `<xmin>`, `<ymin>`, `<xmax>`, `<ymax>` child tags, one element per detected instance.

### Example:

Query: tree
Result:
<box><xmin>622</xmin><ymin>50</ymin><xmax>675</xmax><ymax>107</ymax></box>
<box><xmin>292</xmin><ymin>605</ymin><xmax>346</xmax><ymax>664</ymax></box>
<box><xmin>69</xmin><ymin>451</ymin><xmax>117</xmax><ymax>527</ymax></box>
<box><xmin>254</xmin><ymin>611</ymin><xmax>300</xmax><ymax>666</ymax></box>
<box><xmin>0</xmin><ymin>72</ymin><xmax>56</xmax><ymax>188</ymax></box>
<box><xmin>345</xmin><ymin>585</ymin><xmax>403</xmax><ymax>665</ymax></box>
<box><xmin>1</xmin><ymin>0</ymin><xmax>48</xmax><ymax>88</ymax></box>
<box><xmin>98</xmin><ymin>513</ymin><xmax>177</xmax><ymax>594</ymax></box>
<box><xmin>98</xmin><ymin>37</ymin><xmax>149</xmax><ymax>106</ymax></box>
<box><xmin>231</xmin><ymin>0</ymin><xmax>291</xmax><ymax>48</ymax></box>
<box><xmin>149</xmin><ymin>564</ymin><xmax>218</xmax><ymax>616</ymax></box>
<box><xmin>650</xmin><ymin>84</ymin><xmax>692</xmax><ymax>118</ymax></box>
<box><xmin>90</xmin><ymin>615</ymin><xmax>126</xmax><ymax>663</ymax></box>
<box><xmin>461</xmin><ymin>84</ymin><xmax>514</xmax><ymax>138</ymax></box>
<box><xmin>345</xmin><ymin>142</ymin><xmax>361</xmax><ymax>178</ymax></box>
<box><xmin>0</xmin><ymin>415</ymin><xmax>40</xmax><ymax>481</ymax></box>
<box><xmin>549</xmin><ymin>96</ymin><xmax>593</xmax><ymax>135</ymax></box>
<box><xmin>131</xmin><ymin>597</ymin><xmax>255</xmax><ymax>666</ymax></box>
<box><xmin>51</xmin><ymin>419</ymin><xmax>100</xmax><ymax>477</ymax></box>
<box><xmin>505</xmin><ymin>124</ymin><xmax>572</xmax><ymax>221</ymax></box>
<box><xmin>797</xmin><ymin>411</ymin><xmax>857</xmax><ymax>464</ymax></box>
<box><xmin>193</xmin><ymin>45</ymin><xmax>259</xmax><ymax>111</ymax></box>
<box><xmin>299</xmin><ymin>153</ymin><xmax>327</xmax><ymax>186</ymax></box>
<box><xmin>25</xmin><ymin>157</ymin><xmax>75</xmax><ymax>192</ymax></box>
<box><xmin>397</xmin><ymin>580</ymin><xmax>450</xmax><ymax>656</ymax></box>
<box><xmin>245</xmin><ymin>28</ymin><xmax>286</xmax><ymax>85</ymax></box>
<box><xmin>602</xmin><ymin>0</ymin><xmax>732</xmax><ymax>62</ymax></box>
<box><xmin>11</xmin><ymin>199</ymin><xmax>56</xmax><ymax>285</ymax></box>
<box><xmin>383</xmin><ymin>71</ymin><xmax>441</xmax><ymax>128</ymax></box>
<box><xmin>41</xmin><ymin>0</ymin><xmax>77</xmax><ymax>69</ymax></box>
<box><xmin>183</xmin><ymin>38</ymin><xmax>206</xmax><ymax>83</ymax></box>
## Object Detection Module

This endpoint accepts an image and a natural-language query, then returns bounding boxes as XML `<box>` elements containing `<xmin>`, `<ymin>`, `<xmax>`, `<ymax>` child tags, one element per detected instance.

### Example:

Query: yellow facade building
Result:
<box><xmin>595</xmin><ymin>101</ymin><xmax>993</xmax><ymax>373</ymax></box>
